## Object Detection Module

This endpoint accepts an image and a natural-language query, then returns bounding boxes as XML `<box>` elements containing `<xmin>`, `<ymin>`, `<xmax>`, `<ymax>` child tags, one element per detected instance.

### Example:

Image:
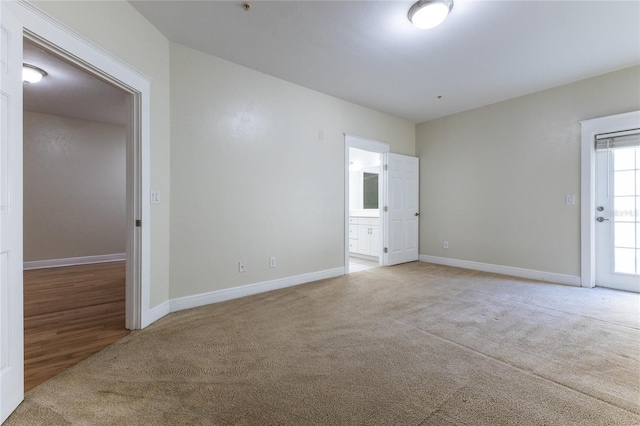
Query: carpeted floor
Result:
<box><xmin>6</xmin><ymin>262</ymin><xmax>640</xmax><ymax>425</ymax></box>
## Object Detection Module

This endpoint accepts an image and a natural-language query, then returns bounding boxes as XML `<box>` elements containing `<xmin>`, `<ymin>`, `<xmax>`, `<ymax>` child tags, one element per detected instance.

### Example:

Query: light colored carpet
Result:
<box><xmin>6</xmin><ymin>262</ymin><xmax>640</xmax><ymax>425</ymax></box>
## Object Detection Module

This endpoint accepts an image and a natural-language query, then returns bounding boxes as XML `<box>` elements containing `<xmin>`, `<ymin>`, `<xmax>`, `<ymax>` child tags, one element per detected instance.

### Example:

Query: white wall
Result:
<box><xmin>169</xmin><ymin>43</ymin><xmax>414</xmax><ymax>299</ymax></box>
<box><xmin>33</xmin><ymin>0</ymin><xmax>171</xmax><ymax>307</ymax></box>
<box><xmin>28</xmin><ymin>1</ymin><xmax>638</xmax><ymax>312</ymax></box>
<box><xmin>416</xmin><ymin>65</ymin><xmax>640</xmax><ymax>277</ymax></box>
<box><xmin>23</xmin><ymin>112</ymin><xmax>125</xmax><ymax>261</ymax></box>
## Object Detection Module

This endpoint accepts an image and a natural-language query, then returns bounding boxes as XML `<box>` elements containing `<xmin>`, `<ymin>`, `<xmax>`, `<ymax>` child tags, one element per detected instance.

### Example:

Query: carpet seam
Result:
<box><xmin>466</xmin><ymin>287</ymin><xmax>640</xmax><ymax>331</ymax></box>
<box><xmin>392</xmin><ymin>317</ymin><xmax>640</xmax><ymax>418</ymax></box>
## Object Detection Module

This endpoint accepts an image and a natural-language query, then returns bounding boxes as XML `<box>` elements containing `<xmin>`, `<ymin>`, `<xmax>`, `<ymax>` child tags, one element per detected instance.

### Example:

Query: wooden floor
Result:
<box><xmin>23</xmin><ymin>261</ymin><xmax>130</xmax><ymax>391</ymax></box>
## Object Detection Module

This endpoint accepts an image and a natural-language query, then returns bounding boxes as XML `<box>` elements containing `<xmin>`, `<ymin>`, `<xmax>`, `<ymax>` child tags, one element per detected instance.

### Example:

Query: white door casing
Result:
<box><xmin>384</xmin><ymin>153</ymin><xmax>419</xmax><ymax>266</ymax></box>
<box><xmin>0</xmin><ymin>4</ymin><xmax>25</xmax><ymax>422</ymax></box>
<box><xmin>7</xmin><ymin>0</ymin><xmax>153</xmax><ymax>328</ymax></box>
<box><xmin>581</xmin><ymin>111</ymin><xmax>640</xmax><ymax>288</ymax></box>
<box><xmin>344</xmin><ymin>134</ymin><xmax>389</xmax><ymax>272</ymax></box>
<box><xmin>1</xmin><ymin>1</ymin><xmax>153</xmax><ymax>420</ymax></box>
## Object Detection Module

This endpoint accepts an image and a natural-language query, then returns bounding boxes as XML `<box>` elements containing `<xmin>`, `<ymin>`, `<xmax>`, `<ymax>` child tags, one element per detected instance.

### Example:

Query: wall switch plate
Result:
<box><xmin>565</xmin><ymin>195</ymin><xmax>576</xmax><ymax>205</ymax></box>
<box><xmin>444</xmin><ymin>241</ymin><xmax>449</xmax><ymax>249</ymax></box>
<box><xmin>151</xmin><ymin>190</ymin><xmax>160</xmax><ymax>204</ymax></box>
<box><xmin>239</xmin><ymin>261</ymin><xmax>246</xmax><ymax>273</ymax></box>
<box><xmin>269</xmin><ymin>257</ymin><xmax>276</xmax><ymax>268</ymax></box>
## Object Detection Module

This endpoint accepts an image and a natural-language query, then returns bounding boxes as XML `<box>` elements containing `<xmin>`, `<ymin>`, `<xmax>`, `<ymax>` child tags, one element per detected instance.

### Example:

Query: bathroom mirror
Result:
<box><xmin>363</xmin><ymin>172</ymin><xmax>378</xmax><ymax>209</ymax></box>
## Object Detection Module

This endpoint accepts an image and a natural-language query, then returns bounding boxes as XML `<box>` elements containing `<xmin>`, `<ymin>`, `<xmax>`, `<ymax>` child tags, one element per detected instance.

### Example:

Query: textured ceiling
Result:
<box><xmin>23</xmin><ymin>2</ymin><xmax>640</xmax><ymax>125</ymax></box>
<box><xmin>129</xmin><ymin>0</ymin><xmax>640</xmax><ymax>123</ymax></box>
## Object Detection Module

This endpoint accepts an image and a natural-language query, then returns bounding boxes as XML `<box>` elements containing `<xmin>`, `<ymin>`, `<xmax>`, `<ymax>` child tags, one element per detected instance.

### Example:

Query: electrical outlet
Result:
<box><xmin>444</xmin><ymin>241</ymin><xmax>449</xmax><ymax>249</ymax></box>
<box><xmin>269</xmin><ymin>257</ymin><xmax>276</xmax><ymax>268</ymax></box>
<box><xmin>238</xmin><ymin>261</ymin><xmax>246</xmax><ymax>273</ymax></box>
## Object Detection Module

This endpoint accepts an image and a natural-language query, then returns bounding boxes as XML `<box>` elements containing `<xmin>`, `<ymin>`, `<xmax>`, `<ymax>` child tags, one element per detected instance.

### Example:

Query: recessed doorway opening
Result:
<box><xmin>22</xmin><ymin>35</ymin><xmax>133</xmax><ymax>390</ymax></box>
<box><xmin>348</xmin><ymin>147</ymin><xmax>383</xmax><ymax>273</ymax></box>
<box><xmin>1</xmin><ymin>4</ymin><xmax>151</xmax><ymax>418</ymax></box>
<box><xmin>344</xmin><ymin>134</ymin><xmax>389</xmax><ymax>274</ymax></box>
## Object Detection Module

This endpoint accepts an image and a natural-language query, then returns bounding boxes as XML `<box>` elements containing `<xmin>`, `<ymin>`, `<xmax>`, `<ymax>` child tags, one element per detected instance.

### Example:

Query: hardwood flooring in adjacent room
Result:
<box><xmin>23</xmin><ymin>261</ymin><xmax>130</xmax><ymax>391</ymax></box>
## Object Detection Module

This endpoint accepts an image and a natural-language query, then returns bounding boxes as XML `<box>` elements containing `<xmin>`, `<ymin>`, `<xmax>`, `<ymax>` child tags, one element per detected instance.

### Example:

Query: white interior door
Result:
<box><xmin>384</xmin><ymin>153</ymin><xmax>419</xmax><ymax>266</ymax></box>
<box><xmin>595</xmin><ymin>133</ymin><xmax>640</xmax><ymax>293</ymax></box>
<box><xmin>0</xmin><ymin>4</ymin><xmax>24</xmax><ymax>422</ymax></box>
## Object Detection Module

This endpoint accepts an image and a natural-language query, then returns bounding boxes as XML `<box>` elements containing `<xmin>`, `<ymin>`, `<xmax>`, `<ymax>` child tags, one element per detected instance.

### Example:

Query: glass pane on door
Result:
<box><xmin>613</xmin><ymin>148</ymin><xmax>639</xmax><ymax>275</ymax></box>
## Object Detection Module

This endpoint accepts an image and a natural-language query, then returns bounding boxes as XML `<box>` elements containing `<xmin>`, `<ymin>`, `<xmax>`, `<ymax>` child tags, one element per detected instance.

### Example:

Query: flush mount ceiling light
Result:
<box><xmin>408</xmin><ymin>0</ymin><xmax>454</xmax><ymax>30</ymax></box>
<box><xmin>22</xmin><ymin>64</ymin><xmax>47</xmax><ymax>84</ymax></box>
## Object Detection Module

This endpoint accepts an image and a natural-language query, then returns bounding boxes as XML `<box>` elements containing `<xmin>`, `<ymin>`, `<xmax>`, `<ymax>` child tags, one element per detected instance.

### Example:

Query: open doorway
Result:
<box><xmin>344</xmin><ymin>134</ymin><xmax>389</xmax><ymax>274</ymax></box>
<box><xmin>344</xmin><ymin>134</ymin><xmax>420</xmax><ymax>274</ymax></box>
<box><xmin>22</xmin><ymin>38</ymin><xmax>130</xmax><ymax>390</ymax></box>
<box><xmin>348</xmin><ymin>147</ymin><xmax>383</xmax><ymax>273</ymax></box>
<box><xmin>1</xmin><ymin>5</ymin><xmax>151</xmax><ymax>418</ymax></box>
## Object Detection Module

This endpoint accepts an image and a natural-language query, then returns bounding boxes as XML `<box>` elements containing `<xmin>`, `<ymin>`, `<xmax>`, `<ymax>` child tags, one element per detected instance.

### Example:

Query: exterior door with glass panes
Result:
<box><xmin>595</xmin><ymin>131</ymin><xmax>640</xmax><ymax>293</ymax></box>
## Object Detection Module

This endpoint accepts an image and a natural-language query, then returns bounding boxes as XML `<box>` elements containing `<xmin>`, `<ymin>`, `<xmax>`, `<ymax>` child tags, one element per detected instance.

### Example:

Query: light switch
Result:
<box><xmin>151</xmin><ymin>190</ymin><xmax>160</xmax><ymax>204</ymax></box>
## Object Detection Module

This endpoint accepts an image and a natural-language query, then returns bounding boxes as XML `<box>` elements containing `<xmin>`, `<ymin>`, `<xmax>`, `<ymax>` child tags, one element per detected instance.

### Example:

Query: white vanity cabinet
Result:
<box><xmin>349</xmin><ymin>217</ymin><xmax>380</xmax><ymax>257</ymax></box>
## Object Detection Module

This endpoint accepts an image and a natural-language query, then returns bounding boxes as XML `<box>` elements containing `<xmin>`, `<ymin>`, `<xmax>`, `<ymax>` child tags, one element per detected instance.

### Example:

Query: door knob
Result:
<box><xmin>596</xmin><ymin>217</ymin><xmax>610</xmax><ymax>222</ymax></box>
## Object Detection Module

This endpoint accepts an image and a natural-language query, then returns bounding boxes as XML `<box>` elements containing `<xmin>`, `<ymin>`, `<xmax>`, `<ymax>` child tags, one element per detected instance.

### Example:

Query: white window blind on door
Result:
<box><xmin>596</xmin><ymin>129</ymin><xmax>640</xmax><ymax>151</ymax></box>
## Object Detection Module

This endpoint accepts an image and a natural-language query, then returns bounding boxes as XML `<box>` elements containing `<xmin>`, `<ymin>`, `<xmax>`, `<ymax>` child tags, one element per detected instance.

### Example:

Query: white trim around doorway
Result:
<box><xmin>11</xmin><ymin>0</ymin><xmax>152</xmax><ymax>329</ymax></box>
<box><xmin>344</xmin><ymin>134</ymin><xmax>390</xmax><ymax>274</ymax></box>
<box><xmin>580</xmin><ymin>110</ymin><xmax>640</xmax><ymax>289</ymax></box>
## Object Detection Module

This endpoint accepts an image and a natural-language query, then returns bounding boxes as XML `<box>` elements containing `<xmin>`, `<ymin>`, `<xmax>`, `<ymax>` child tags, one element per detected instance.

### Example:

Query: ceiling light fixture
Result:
<box><xmin>408</xmin><ymin>0</ymin><xmax>453</xmax><ymax>30</ymax></box>
<box><xmin>22</xmin><ymin>64</ymin><xmax>47</xmax><ymax>84</ymax></box>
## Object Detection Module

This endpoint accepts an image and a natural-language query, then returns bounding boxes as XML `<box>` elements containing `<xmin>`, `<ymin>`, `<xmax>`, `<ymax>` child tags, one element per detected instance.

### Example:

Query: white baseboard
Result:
<box><xmin>23</xmin><ymin>253</ymin><xmax>126</xmax><ymax>270</ymax></box>
<box><xmin>145</xmin><ymin>300</ymin><xmax>171</xmax><ymax>327</ymax></box>
<box><xmin>169</xmin><ymin>267</ymin><xmax>345</xmax><ymax>314</ymax></box>
<box><xmin>419</xmin><ymin>255</ymin><xmax>581</xmax><ymax>287</ymax></box>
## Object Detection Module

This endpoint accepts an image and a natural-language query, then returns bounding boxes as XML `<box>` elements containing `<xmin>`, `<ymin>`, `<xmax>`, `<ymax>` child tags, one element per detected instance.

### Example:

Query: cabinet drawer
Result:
<box><xmin>349</xmin><ymin>217</ymin><xmax>358</xmax><ymax>225</ymax></box>
<box><xmin>358</xmin><ymin>217</ymin><xmax>379</xmax><ymax>226</ymax></box>
<box><xmin>349</xmin><ymin>225</ymin><xmax>358</xmax><ymax>238</ymax></box>
<box><xmin>348</xmin><ymin>239</ymin><xmax>358</xmax><ymax>252</ymax></box>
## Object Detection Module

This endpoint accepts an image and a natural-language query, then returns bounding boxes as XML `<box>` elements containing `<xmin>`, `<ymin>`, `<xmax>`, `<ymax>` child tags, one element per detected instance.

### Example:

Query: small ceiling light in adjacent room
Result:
<box><xmin>408</xmin><ymin>0</ymin><xmax>453</xmax><ymax>30</ymax></box>
<box><xmin>22</xmin><ymin>64</ymin><xmax>47</xmax><ymax>84</ymax></box>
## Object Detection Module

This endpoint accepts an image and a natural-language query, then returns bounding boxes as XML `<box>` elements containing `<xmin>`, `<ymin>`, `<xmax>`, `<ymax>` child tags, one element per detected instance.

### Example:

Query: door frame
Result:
<box><xmin>8</xmin><ymin>0</ymin><xmax>152</xmax><ymax>328</ymax></box>
<box><xmin>344</xmin><ymin>134</ymin><xmax>389</xmax><ymax>274</ymax></box>
<box><xmin>580</xmin><ymin>110</ymin><xmax>640</xmax><ymax>288</ymax></box>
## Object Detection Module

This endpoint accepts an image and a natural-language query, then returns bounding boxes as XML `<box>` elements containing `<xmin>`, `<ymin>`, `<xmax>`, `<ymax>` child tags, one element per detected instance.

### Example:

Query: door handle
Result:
<box><xmin>415</xmin><ymin>213</ymin><xmax>420</xmax><ymax>216</ymax></box>
<box><xmin>596</xmin><ymin>217</ymin><xmax>610</xmax><ymax>222</ymax></box>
